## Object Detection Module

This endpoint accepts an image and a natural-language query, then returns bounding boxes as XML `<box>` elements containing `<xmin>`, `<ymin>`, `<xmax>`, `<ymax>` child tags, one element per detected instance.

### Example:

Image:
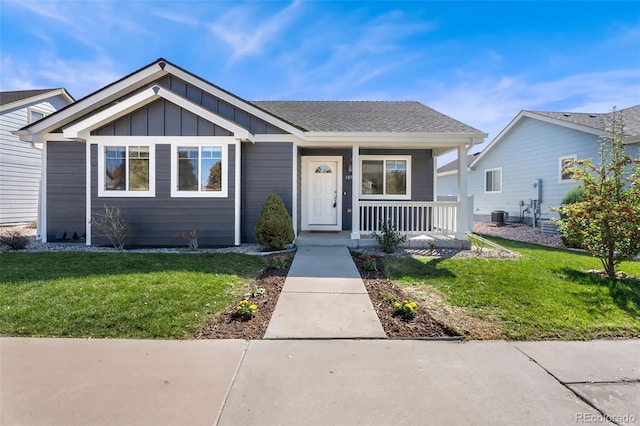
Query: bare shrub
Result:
<box><xmin>90</xmin><ymin>205</ymin><xmax>128</xmax><ymax>250</ymax></box>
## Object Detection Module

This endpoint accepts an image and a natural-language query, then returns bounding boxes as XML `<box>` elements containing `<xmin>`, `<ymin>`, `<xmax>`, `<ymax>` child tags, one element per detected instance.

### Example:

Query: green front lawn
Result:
<box><xmin>384</xmin><ymin>238</ymin><xmax>640</xmax><ymax>340</ymax></box>
<box><xmin>0</xmin><ymin>252</ymin><xmax>265</xmax><ymax>339</ymax></box>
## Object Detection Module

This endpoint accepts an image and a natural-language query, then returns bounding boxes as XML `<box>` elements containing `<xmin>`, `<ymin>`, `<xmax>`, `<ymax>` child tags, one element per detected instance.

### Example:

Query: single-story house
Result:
<box><xmin>437</xmin><ymin>105</ymin><xmax>640</xmax><ymax>225</ymax></box>
<box><xmin>15</xmin><ymin>58</ymin><xmax>486</xmax><ymax>247</ymax></box>
<box><xmin>0</xmin><ymin>89</ymin><xmax>74</xmax><ymax>226</ymax></box>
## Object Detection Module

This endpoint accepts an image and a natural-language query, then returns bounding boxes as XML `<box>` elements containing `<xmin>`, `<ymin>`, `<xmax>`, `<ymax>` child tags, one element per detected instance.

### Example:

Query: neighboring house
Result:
<box><xmin>0</xmin><ymin>89</ymin><xmax>74</xmax><ymax>226</ymax></box>
<box><xmin>16</xmin><ymin>58</ymin><xmax>486</xmax><ymax>247</ymax></box>
<box><xmin>437</xmin><ymin>105</ymin><xmax>640</xmax><ymax>225</ymax></box>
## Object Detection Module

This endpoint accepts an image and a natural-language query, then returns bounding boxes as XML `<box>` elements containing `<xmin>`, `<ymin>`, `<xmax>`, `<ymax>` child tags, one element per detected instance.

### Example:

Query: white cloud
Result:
<box><xmin>0</xmin><ymin>54</ymin><xmax>124</xmax><ymax>99</ymax></box>
<box><xmin>208</xmin><ymin>0</ymin><xmax>303</xmax><ymax>61</ymax></box>
<box><xmin>152</xmin><ymin>10</ymin><xmax>200</xmax><ymax>26</ymax></box>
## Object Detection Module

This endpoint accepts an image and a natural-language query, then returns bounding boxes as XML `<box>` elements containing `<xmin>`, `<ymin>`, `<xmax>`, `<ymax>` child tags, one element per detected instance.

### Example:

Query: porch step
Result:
<box><xmin>295</xmin><ymin>232</ymin><xmax>366</xmax><ymax>248</ymax></box>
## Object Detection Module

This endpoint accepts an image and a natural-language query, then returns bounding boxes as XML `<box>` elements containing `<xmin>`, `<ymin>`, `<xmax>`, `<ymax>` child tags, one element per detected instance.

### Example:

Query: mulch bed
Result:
<box><xmin>192</xmin><ymin>253</ymin><xmax>293</xmax><ymax>339</ymax></box>
<box><xmin>193</xmin><ymin>250</ymin><xmax>459</xmax><ymax>340</ymax></box>
<box><xmin>350</xmin><ymin>251</ymin><xmax>460</xmax><ymax>339</ymax></box>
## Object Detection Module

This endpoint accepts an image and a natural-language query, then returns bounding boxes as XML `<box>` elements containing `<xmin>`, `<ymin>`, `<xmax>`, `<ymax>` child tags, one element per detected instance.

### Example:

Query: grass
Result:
<box><xmin>384</xmin><ymin>237</ymin><xmax>640</xmax><ymax>340</ymax></box>
<box><xmin>0</xmin><ymin>252</ymin><xmax>265</xmax><ymax>339</ymax></box>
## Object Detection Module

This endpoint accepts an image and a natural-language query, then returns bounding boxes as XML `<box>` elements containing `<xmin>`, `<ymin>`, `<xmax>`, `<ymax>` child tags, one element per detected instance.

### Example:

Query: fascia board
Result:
<box><xmin>24</xmin><ymin>63</ymin><xmax>168</xmax><ymax>136</ymax></box>
<box><xmin>63</xmin><ymin>87</ymin><xmax>160</xmax><ymax>139</ymax></box>
<box><xmin>0</xmin><ymin>89</ymin><xmax>73</xmax><ymax>113</ymax></box>
<box><xmin>163</xmin><ymin>63</ymin><xmax>305</xmax><ymax>138</ymax></box>
<box><xmin>301</xmin><ymin>132</ymin><xmax>486</xmax><ymax>145</ymax></box>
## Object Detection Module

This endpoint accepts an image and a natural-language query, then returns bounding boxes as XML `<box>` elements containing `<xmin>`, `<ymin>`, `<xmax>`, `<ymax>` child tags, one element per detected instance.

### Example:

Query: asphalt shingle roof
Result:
<box><xmin>252</xmin><ymin>101</ymin><xmax>483</xmax><ymax>133</ymax></box>
<box><xmin>0</xmin><ymin>89</ymin><xmax>63</xmax><ymax>106</ymax></box>
<box><xmin>530</xmin><ymin>104</ymin><xmax>640</xmax><ymax>137</ymax></box>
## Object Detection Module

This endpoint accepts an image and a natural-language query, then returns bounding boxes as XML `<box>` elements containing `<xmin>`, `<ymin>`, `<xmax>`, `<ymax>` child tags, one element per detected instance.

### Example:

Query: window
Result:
<box><xmin>485</xmin><ymin>168</ymin><xmax>502</xmax><ymax>193</ymax></box>
<box><xmin>559</xmin><ymin>155</ymin><xmax>577</xmax><ymax>182</ymax></box>
<box><xmin>98</xmin><ymin>144</ymin><xmax>155</xmax><ymax>197</ymax></box>
<box><xmin>360</xmin><ymin>156</ymin><xmax>411</xmax><ymax>199</ymax></box>
<box><xmin>172</xmin><ymin>145</ymin><xmax>227</xmax><ymax>197</ymax></box>
<box><xmin>28</xmin><ymin>108</ymin><xmax>46</xmax><ymax>123</ymax></box>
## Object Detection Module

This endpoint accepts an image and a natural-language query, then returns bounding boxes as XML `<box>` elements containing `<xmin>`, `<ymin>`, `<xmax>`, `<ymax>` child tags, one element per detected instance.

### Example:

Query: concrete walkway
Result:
<box><xmin>2</xmin><ymin>338</ymin><xmax>638</xmax><ymax>425</ymax></box>
<box><xmin>264</xmin><ymin>246</ymin><xmax>385</xmax><ymax>339</ymax></box>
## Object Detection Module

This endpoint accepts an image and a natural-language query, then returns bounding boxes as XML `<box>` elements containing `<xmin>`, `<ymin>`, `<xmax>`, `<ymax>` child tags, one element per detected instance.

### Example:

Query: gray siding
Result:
<box><xmin>93</xmin><ymin>99</ymin><xmax>233</xmax><ymax>137</ymax></box>
<box><xmin>242</xmin><ymin>142</ymin><xmax>293</xmax><ymax>243</ymax></box>
<box><xmin>300</xmin><ymin>148</ymin><xmax>353</xmax><ymax>230</ymax></box>
<box><xmin>91</xmin><ymin>144</ymin><xmax>235</xmax><ymax>247</ymax></box>
<box><xmin>0</xmin><ymin>96</ymin><xmax>70</xmax><ymax>225</ymax></box>
<box><xmin>359</xmin><ymin>148</ymin><xmax>433</xmax><ymax>201</ymax></box>
<box><xmin>91</xmin><ymin>144</ymin><xmax>236</xmax><ymax>247</ymax></box>
<box><xmin>46</xmin><ymin>141</ymin><xmax>86</xmax><ymax>241</ymax></box>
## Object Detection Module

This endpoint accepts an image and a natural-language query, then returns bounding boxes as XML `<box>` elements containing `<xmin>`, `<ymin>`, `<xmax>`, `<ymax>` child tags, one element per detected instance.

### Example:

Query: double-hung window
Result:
<box><xmin>98</xmin><ymin>144</ymin><xmax>155</xmax><ymax>197</ymax></box>
<box><xmin>172</xmin><ymin>144</ymin><xmax>227</xmax><ymax>197</ymax></box>
<box><xmin>485</xmin><ymin>167</ymin><xmax>502</xmax><ymax>193</ymax></box>
<box><xmin>559</xmin><ymin>155</ymin><xmax>577</xmax><ymax>182</ymax></box>
<box><xmin>360</xmin><ymin>156</ymin><xmax>411</xmax><ymax>199</ymax></box>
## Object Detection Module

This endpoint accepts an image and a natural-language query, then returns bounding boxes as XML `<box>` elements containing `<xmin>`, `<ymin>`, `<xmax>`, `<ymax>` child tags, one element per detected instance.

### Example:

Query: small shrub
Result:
<box><xmin>393</xmin><ymin>300</ymin><xmax>418</xmax><ymax>320</ymax></box>
<box><xmin>254</xmin><ymin>194</ymin><xmax>295</xmax><ymax>251</ymax></box>
<box><xmin>0</xmin><ymin>229</ymin><xmax>30</xmax><ymax>250</ymax></box>
<box><xmin>176</xmin><ymin>230</ymin><xmax>199</xmax><ymax>250</ymax></box>
<box><xmin>382</xmin><ymin>292</ymin><xmax>396</xmax><ymax>304</ymax></box>
<box><xmin>373</xmin><ymin>219</ymin><xmax>407</xmax><ymax>253</ymax></box>
<box><xmin>556</xmin><ymin>185</ymin><xmax>586</xmax><ymax>248</ymax></box>
<box><xmin>362</xmin><ymin>254</ymin><xmax>378</xmax><ymax>271</ymax></box>
<box><xmin>91</xmin><ymin>205</ymin><xmax>128</xmax><ymax>250</ymax></box>
<box><xmin>235</xmin><ymin>300</ymin><xmax>258</xmax><ymax>320</ymax></box>
<box><xmin>270</xmin><ymin>255</ymin><xmax>289</xmax><ymax>270</ymax></box>
<box><xmin>244</xmin><ymin>287</ymin><xmax>267</xmax><ymax>299</ymax></box>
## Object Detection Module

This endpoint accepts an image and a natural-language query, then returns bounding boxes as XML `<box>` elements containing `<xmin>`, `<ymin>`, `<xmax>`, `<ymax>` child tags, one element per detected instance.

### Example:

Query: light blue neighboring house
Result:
<box><xmin>0</xmin><ymin>89</ymin><xmax>74</xmax><ymax>225</ymax></box>
<box><xmin>437</xmin><ymin>105</ymin><xmax>640</xmax><ymax>226</ymax></box>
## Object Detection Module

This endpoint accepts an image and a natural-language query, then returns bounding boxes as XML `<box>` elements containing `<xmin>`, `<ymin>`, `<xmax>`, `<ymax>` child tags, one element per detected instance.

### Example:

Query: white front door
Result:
<box><xmin>302</xmin><ymin>157</ymin><xmax>342</xmax><ymax>231</ymax></box>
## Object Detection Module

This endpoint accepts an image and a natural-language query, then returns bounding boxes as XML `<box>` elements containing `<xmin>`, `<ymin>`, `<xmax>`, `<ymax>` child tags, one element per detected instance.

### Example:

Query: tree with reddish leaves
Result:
<box><xmin>556</xmin><ymin>109</ymin><xmax>640</xmax><ymax>278</ymax></box>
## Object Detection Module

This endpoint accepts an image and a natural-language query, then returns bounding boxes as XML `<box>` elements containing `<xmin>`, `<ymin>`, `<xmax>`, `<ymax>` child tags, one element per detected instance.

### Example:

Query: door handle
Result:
<box><xmin>333</xmin><ymin>191</ymin><xmax>337</xmax><ymax>208</ymax></box>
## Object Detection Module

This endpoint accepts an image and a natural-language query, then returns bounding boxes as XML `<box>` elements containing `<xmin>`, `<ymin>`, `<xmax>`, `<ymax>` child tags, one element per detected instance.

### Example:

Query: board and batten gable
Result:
<box><xmin>468</xmin><ymin>116</ymin><xmax>603</xmax><ymax>222</ymax></box>
<box><xmin>0</xmin><ymin>95</ymin><xmax>70</xmax><ymax>225</ymax></box>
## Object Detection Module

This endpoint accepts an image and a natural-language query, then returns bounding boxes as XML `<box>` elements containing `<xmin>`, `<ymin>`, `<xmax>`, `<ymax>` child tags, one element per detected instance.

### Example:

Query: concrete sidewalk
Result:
<box><xmin>2</xmin><ymin>338</ymin><xmax>638</xmax><ymax>426</ymax></box>
<box><xmin>264</xmin><ymin>246</ymin><xmax>385</xmax><ymax>338</ymax></box>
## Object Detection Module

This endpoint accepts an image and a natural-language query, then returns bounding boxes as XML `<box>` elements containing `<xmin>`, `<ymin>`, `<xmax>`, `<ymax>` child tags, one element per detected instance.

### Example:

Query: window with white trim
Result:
<box><xmin>360</xmin><ymin>156</ymin><xmax>411</xmax><ymax>199</ymax></box>
<box><xmin>171</xmin><ymin>145</ymin><xmax>227</xmax><ymax>197</ymax></box>
<box><xmin>485</xmin><ymin>168</ymin><xmax>502</xmax><ymax>193</ymax></box>
<box><xmin>559</xmin><ymin>155</ymin><xmax>577</xmax><ymax>182</ymax></box>
<box><xmin>28</xmin><ymin>108</ymin><xmax>46</xmax><ymax>123</ymax></box>
<box><xmin>98</xmin><ymin>144</ymin><xmax>155</xmax><ymax>197</ymax></box>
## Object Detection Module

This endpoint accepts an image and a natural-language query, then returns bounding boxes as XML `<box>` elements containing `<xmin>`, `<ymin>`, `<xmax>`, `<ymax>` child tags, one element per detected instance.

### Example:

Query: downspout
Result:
<box><xmin>292</xmin><ymin>142</ymin><xmax>298</xmax><ymax>240</ymax></box>
<box><xmin>39</xmin><ymin>137</ymin><xmax>47</xmax><ymax>242</ymax></box>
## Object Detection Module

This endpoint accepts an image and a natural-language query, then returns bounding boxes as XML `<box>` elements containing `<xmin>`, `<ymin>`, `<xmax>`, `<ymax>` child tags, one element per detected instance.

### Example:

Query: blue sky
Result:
<box><xmin>1</xmin><ymin>0</ymin><xmax>639</xmax><ymax>154</ymax></box>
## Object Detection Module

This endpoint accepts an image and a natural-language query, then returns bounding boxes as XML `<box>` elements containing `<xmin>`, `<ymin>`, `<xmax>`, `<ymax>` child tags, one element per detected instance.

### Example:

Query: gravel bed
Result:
<box><xmin>473</xmin><ymin>222</ymin><xmax>565</xmax><ymax>248</ymax></box>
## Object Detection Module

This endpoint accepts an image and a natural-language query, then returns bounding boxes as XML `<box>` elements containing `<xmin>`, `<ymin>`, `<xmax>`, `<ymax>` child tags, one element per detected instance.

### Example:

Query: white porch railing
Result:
<box><xmin>359</xmin><ymin>201</ymin><xmax>458</xmax><ymax>236</ymax></box>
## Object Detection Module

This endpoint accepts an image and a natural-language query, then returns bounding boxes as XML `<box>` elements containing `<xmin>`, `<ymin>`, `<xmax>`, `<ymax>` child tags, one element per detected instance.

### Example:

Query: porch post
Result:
<box><xmin>234</xmin><ymin>140</ymin><xmax>241</xmax><ymax>246</ymax></box>
<box><xmin>456</xmin><ymin>144</ymin><xmax>468</xmax><ymax>239</ymax></box>
<box><xmin>351</xmin><ymin>144</ymin><xmax>360</xmax><ymax>239</ymax></box>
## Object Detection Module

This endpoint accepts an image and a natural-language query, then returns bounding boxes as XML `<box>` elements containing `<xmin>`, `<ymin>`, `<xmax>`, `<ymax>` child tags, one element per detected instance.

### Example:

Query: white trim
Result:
<box><xmin>351</xmin><ymin>145</ymin><xmax>360</xmax><ymax>239</ymax></box>
<box><xmin>234</xmin><ymin>140</ymin><xmax>241</xmax><ymax>245</ymax></box>
<box><xmin>292</xmin><ymin>142</ymin><xmax>298</xmax><ymax>239</ymax></box>
<box><xmin>0</xmin><ymin>88</ymin><xmax>73</xmax><ymax>113</ymax></box>
<box><xmin>301</xmin><ymin>156</ymin><xmax>342</xmax><ymax>231</ymax></box>
<box><xmin>558</xmin><ymin>154</ymin><xmax>577</xmax><ymax>183</ymax></box>
<box><xmin>40</xmin><ymin>141</ymin><xmax>48</xmax><ymax>242</ymax></box>
<box><xmin>470</xmin><ymin>111</ymin><xmax>601</xmax><ymax>169</ymax></box>
<box><xmin>359</xmin><ymin>155</ymin><xmax>412</xmax><ymax>200</ymax></box>
<box><xmin>162</xmin><ymin>62</ymin><xmax>306</xmax><ymax>138</ymax></box>
<box><xmin>96</xmin><ymin>142</ymin><xmax>156</xmax><ymax>198</ymax></box>
<box><xmin>86</xmin><ymin>142</ymin><xmax>92</xmax><ymax>245</ymax></box>
<box><xmin>28</xmin><ymin>107</ymin><xmax>48</xmax><ymax>124</ymax></box>
<box><xmin>484</xmin><ymin>167</ymin><xmax>502</xmax><ymax>194</ymax></box>
<box><xmin>22</xmin><ymin>63</ymin><xmax>167</xmax><ymax>136</ymax></box>
<box><xmin>456</xmin><ymin>145</ymin><xmax>468</xmax><ymax>239</ymax></box>
<box><xmin>170</xmin><ymin>142</ymin><xmax>229</xmax><ymax>198</ymax></box>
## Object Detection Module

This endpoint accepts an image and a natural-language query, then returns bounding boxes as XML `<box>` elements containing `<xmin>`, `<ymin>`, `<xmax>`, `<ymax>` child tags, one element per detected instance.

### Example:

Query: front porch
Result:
<box><xmin>295</xmin><ymin>200</ymin><xmax>470</xmax><ymax>249</ymax></box>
